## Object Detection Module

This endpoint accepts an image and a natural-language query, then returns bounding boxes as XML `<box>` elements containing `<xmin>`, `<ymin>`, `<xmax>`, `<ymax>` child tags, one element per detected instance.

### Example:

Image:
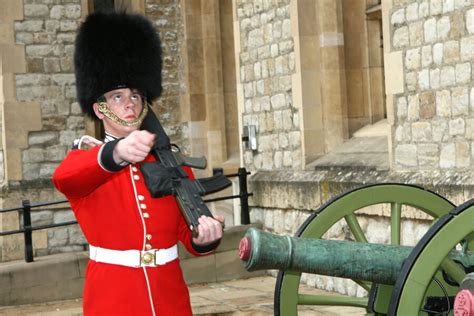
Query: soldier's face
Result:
<box><xmin>93</xmin><ymin>88</ymin><xmax>144</xmax><ymax>137</ymax></box>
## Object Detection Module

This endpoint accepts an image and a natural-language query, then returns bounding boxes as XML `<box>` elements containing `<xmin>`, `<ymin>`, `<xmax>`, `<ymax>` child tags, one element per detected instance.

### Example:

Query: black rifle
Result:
<box><xmin>140</xmin><ymin>107</ymin><xmax>231</xmax><ymax>236</ymax></box>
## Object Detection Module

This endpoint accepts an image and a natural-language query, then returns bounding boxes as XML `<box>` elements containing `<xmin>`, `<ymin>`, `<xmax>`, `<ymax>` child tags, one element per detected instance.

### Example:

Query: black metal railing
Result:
<box><xmin>205</xmin><ymin>167</ymin><xmax>253</xmax><ymax>225</ymax></box>
<box><xmin>0</xmin><ymin>167</ymin><xmax>252</xmax><ymax>263</ymax></box>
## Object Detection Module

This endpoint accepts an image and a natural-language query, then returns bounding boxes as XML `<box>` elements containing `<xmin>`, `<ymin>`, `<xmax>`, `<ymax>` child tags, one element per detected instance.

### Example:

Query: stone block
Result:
<box><xmin>412</xmin><ymin>122</ymin><xmax>432</xmax><ymax>142</ymax></box>
<box><xmin>14</xmin><ymin>21</ymin><xmax>44</xmax><ymax>32</ymax></box>
<box><xmin>23</xmin><ymin>148</ymin><xmax>45</xmax><ymax>163</ymax></box>
<box><xmin>406</xmin><ymin>3</ymin><xmax>419</xmax><ymax>21</ymax></box>
<box><xmin>9</xmin><ymin>255</ymin><xmax>80</xmax><ymax>290</ymax></box>
<box><xmin>421</xmin><ymin>45</ymin><xmax>432</xmax><ymax>67</ymax></box>
<box><xmin>455</xmin><ymin>63</ymin><xmax>471</xmax><ymax>84</ymax></box>
<box><xmin>16</xmin><ymin>74</ymin><xmax>51</xmax><ymax>87</ymax></box>
<box><xmin>449</xmin><ymin>117</ymin><xmax>465</xmax><ymax>136</ymax></box>
<box><xmin>432</xmin><ymin>120</ymin><xmax>448</xmax><ymax>142</ymax></box>
<box><xmin>467</xmin><ymin>8</ymin><xmax>474</xmax><ymax>34</ymax></box>
<box><xmin>26</xmin><ymin>58</ymin><xmax>44</xmax><ymax>73</ymax></box>
<box><xmin>48</xmin><ymin>227</ymin><xmax>68</xmax><ymax>247</ymax></box>
<box><xmin>431</xmin><ymin>0</ymin><xmax>443</xmax><ymax>15</ymax></box>
<box><xmin>450</xmin><ymin>11</ymin><xmax>464</xmax><ymax>38</ymax></box>
<box><xmin>433</xmin><ymin>42</ymin><xmax>444</xmax><ymax>65</ymax></box>
<box><xmin>409</xmin><ymin>21</ymin><xmax>423</xmax><ymax>47</ymax></box>
<box><xmin>50</xmin><ymin>5</ymin><xmax>65</xmax><ymax>19</ymax></box>
<box><xmin>436</xmin><ymin>89</ymin><xmax>451</xmax><ymax>117</ymax></box>
<box><xmin>452</xmin><ymin>86</ymin><xmax>469</xmax><ymax>116</ymax></box>
<box><xmin>396</xmin><ymin>96</ymin><xmax>407</xmax><ymax>119</ymax></box>
<box><xmin>59</xmin><ymin>20</ymin><xmax>78</xmax><ymax>32</ymax></box>
<box><xmin>419</xmin><ymin>1</ymin><xmax>430</xmax><ymax>18</ymax></box>
<box><xmin>40</xmin><ymin>162</ymin><xmax>58</xmax><ymax>179</ymax></box>
<box><xmin>390</xmin><ymin>8</ymin><xmax>405</xmax><ymax>26</ymax></box>
<box><xmin>437</xmin><ymin>16</ymin><xmax>451</xmax><ymax>40</ymax></box>
<box><xmin>418</xmin><ymin>143</ymin><xmax>439</xmax><ymax>168</ymax></box>
<box><xmin>424</xmin><ymin>18</ymin><xmax>437</xmax><ymax>43</ymax></box>
<box><xmin>405</xmin><ymin>48</ymin><xmax>421</xmax><ymax>70</ymax></box>
<box><xmin>455</xmin><ymin>141</ymin><xmax>470</xmax><ymax>167</ymax></box>
<box><xmin>419</xmin><ymin>91</ymin><xmax>435</xmax><ymax>119</ymax></box>
<box><xmin>181</xmin><ymin>254</ymin><xmax>217</xmax><ymax>284</ymax></box>
<box><xmin>407</xmin><ymin>94</ymin><xmax>420</xmax><ymax>121</ymax></box>
<box><xmin>466</xmin><ymin>118</ymin><xmax>474</xmax><ymax>140</ymax></box>
<box><xmin>384</xmin><ymin>51</ymin><xmax>404</xmax><ymax>94</ymax></box>
<box><xmin>440</xmin><ymin>143</ymin><xmax>455</xmax><ymax>168</ymax></box>
<box><xmin>443</xmin><ymin>41</ymin><xmax>459</xmax><ymax>64</ymax></box>
<box><xmin>68</xmin><ymin>226</ymin><xmax>86</xmax><ymax>245</ymax></box>
<box><xmin>395</xmin><ymin>144</ymin><xmax>417</xmax><ymax>167</ymax></box>
<box><xmin>28</xmin><ymin>131</ymin><xmax>58</xmax><ymax>147</ymax></box>
<box><xmin>31</xmin><ymin>210</ymin><xmax>53</xmax><ymax>226</ymax></box>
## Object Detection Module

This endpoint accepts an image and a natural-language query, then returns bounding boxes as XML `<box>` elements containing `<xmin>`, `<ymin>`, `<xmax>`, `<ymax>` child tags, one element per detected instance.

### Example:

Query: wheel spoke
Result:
<box><xmin>345</xmin><ymin>213</ymin><xmax>368</xmax><ymax>243</ymax></box>
<box><xmin>353</xmin><ymin>279</ymin><xmax>371</xmax><ymax>291</ymax></box>
<box><xmin>464</xmin><ymin>232</ymin><xmax>474</xmax><ymax>251</ymax></box>
<box><xmin>298</xmin><ymin>294</ymin><xmax>368</xmax><ymax>308</ymax></box>
<box><xmin>390</xmin><ymin>202</ymin><xmax>401</xmax><ymax>245</ymax></box>
<box><xmin>440</xmin><ymin>257</ymin><xmax>466</xmax><ymax>285</ymax></box>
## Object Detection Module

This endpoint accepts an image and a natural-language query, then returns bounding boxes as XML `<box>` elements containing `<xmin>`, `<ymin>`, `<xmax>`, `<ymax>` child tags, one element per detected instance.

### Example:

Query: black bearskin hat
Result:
<box><xmin>74</xmin><ymin>11</ymin><xmax>162</xmax><ymax>119</ymax></box>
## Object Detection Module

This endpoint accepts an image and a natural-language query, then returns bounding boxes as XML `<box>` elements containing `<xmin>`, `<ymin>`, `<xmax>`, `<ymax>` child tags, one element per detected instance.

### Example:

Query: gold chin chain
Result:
<box><xmin>98</xmin><ymin>101</ymin><xmax>149</xmax><ymax>127</ymax></box>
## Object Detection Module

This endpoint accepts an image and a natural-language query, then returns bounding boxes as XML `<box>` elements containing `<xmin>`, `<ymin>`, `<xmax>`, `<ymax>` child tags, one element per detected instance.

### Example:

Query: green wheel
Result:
<box><xmin>274</xmin><ymin>183</ymin><xmax>456</xmax><ymax>316</ymax></box>
<box><xmin>388</xmin><ymin>199</ymin><xmax>474</xmax><ymax>315</ymax></box>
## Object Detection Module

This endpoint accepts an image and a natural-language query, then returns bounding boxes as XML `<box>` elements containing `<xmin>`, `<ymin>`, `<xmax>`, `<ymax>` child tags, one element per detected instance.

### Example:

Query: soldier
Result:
<box><xmin>53</xmin><ymin>11</ymin><xmax>224</xmax><ymax>315</ymax></box>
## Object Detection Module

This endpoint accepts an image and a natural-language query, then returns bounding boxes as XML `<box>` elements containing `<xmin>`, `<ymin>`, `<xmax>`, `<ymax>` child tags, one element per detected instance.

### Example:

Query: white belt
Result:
<box><xmin>89</xmin><ymin>244</ymin><xmax>178</xmax><ymax>268</ymax></box>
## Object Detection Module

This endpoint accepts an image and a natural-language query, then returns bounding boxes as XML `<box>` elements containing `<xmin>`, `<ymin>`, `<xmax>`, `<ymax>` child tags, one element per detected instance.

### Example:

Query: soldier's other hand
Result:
<box><xmin>192</xmin><ymin>215</ymin><xmax>225</xmax><ymax>246</ymax></box>
<box><xmin>114</xmin><ymin>130</ymin><xmax>155</xmax><ymax>164</ymax></box>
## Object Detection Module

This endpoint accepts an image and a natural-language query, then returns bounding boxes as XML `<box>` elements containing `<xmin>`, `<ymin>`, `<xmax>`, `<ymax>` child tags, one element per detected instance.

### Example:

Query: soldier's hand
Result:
<box><xmin>192</xmin><ymin>215</ymin><xmax>225</xmax><ymax>246</ymax></box>
<box><xmin>113</xmin><ymin>130</ymin><xmax>155</xmax><ymax>164</ymax></box>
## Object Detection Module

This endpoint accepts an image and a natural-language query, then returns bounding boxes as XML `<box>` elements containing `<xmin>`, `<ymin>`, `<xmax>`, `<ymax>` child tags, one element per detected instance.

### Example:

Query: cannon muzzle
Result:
<box><xmin>455</xmin><ymin>273</ymin><xmax>474</xmax><ymax>315</ymax></box>
<box><xmin>239</xmin><ymin>228</ymin><xmax>472</xmax><ymax>285</ymax></box>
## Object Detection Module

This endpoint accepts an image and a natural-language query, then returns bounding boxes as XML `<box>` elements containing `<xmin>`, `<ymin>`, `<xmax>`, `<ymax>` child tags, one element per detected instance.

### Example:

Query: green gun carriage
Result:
<box><xmin>239</xmin><ymin>183</ymin><xmax>474</xmax><ymax>315</ymax></box>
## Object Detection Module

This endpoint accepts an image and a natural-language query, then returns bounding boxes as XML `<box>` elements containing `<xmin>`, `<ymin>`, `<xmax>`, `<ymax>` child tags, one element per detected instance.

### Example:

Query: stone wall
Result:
<box><xmin>232</xmin><ymin>0</ymin><xmax>474</xmax><ymax>297</ymax></box>
<box><xmin>14</xmin><ymin>1</ymin><xmax>85</xmax><ymax>181</ymax></box>
<box><xmin>391</xmin><ymin>0</ymin><xmax>474</xmax><ymax>170</ymax></box>
<box><xmin>145</xmin><ymin>0</ymin><xmax>189</xmax><ymax>150</ymax></box>
<box><xmin>237</xmin><ymin>0</ymin><xmax>301</xmax><ymax>171</ymax></box>
<box><xmin>0</xmin><ymin>180</ymin><xmax>86</xmax><ymax>261</ymax></box>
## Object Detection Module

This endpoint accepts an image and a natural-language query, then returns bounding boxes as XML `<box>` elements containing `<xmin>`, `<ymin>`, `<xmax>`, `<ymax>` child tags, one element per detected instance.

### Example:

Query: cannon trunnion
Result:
<box><xmin>239</xmin><ymin>184</ymin><xmax>474</xmax><ymax>315</ymax></box>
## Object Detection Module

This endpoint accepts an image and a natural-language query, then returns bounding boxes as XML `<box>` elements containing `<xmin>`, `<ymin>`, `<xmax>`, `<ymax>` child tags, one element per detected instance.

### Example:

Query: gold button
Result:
<box><xmin>143</xmin><ymin>212</ymin><xmax>150</xmax><ymax>219</ymax></box>
<box><xmin>140</xmin><ymin>203</ymin><xmax>147</xmax><ymax>210</ymax></box>
<box><xmin>145</xmin><ymin>244</ymin><xmax>152</xmax><ymax>250</ymax></box>
<box><xmin>141</xmin><ymin>252</ymin><xmax>154</xmax><ymax>265</ymax></box>
<box><xmin>133</xmin><ymin>175</ymin><xmax>140</xmax><ymax>181</ymax></box>
<box><xmin>138</xmin><ymin>195</ymin><xmax>145</xmax><ymax>201</ymax></box>
<box><xmin>132</xmin><ymin>166</ymin><xmax>138</xmax><ymax>172</ymax></box>
<box><xmin>146</xmin><ymin>234</ymin><xmax>152</xmax><ymax>240</ymax></box>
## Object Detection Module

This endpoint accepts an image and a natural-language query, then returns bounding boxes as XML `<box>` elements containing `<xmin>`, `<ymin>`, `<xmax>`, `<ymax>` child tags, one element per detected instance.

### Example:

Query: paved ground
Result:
<box><xmin>0</xmin><ymin>276</ymin><xmax>366</xmax><ymax>315</ymax></box>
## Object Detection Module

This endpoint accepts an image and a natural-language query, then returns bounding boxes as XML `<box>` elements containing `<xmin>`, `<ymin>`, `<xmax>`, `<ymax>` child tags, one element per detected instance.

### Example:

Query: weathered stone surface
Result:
<box><xmin>395</xmin><ymin>144</ymin><xmax>417</xmax><ymax>167</ymax></box>
<box><xmin>28</xmin><ymin>131</ymin><xmax>58</xmax><ymax>146</ymax></box>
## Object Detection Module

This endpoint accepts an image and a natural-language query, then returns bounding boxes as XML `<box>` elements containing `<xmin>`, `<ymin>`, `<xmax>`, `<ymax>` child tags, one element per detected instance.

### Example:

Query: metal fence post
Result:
<box><xmin>238</xmin><ymin>167</ymin><xmax>250</xmax><ymax>225</ymax></box>
<box><xmin>22</xmin><ymin>199</ymin><xmax>34</xmax><ymax>263</ymax></box>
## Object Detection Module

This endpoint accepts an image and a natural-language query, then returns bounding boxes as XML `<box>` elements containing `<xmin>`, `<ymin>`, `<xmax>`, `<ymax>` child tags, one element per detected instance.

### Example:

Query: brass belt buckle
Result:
<box><xmin>141</xmin><ymin>251</ymin><xmax>155</xmax><ymax>266</ymax></box>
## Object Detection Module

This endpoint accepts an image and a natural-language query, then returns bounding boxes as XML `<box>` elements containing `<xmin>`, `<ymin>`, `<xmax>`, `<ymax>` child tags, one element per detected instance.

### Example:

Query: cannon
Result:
<box><xmin>239</xmin><ymin>184</ymin><xmax>474</xmax><ymax>315</ymax></box>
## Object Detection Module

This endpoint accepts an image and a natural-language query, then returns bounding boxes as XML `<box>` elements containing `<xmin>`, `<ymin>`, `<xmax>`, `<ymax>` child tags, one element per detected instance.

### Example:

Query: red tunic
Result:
<box><xmin>53</xmin><ymin>145</ymin><xmax>207</xmax><ymax>315</ymax></box>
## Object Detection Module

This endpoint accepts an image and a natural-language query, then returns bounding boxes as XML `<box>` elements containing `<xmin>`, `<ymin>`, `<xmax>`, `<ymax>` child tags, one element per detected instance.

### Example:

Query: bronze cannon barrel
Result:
<box><xmin>239</xmin><ymin>228</ymin><xmax>415</xmax><ymax>285</ymax></box>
